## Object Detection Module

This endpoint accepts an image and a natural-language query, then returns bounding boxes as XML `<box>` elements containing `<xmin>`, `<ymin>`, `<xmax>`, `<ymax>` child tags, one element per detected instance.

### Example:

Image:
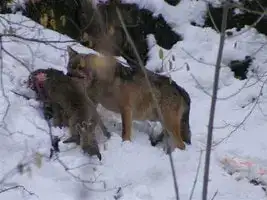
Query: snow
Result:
<box><xmin>1</xmin><ymin>0</ymin><xmax>267</xmax><ymax>199</ymax></box>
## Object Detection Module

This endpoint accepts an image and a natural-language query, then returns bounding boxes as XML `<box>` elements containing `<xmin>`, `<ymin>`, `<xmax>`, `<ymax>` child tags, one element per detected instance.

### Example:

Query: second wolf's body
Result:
<box><xmin>28</xmin><ymin>68</ymin><xmax>107</xmax><ymax>160</ymax></box>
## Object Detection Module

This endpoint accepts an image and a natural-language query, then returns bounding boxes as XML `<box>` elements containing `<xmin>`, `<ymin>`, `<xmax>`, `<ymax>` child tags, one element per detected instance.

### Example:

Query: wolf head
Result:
<box><xmin>66</xmin><ymin>46</ymin><xmax>118</xmax><ymax>82</ymax></box>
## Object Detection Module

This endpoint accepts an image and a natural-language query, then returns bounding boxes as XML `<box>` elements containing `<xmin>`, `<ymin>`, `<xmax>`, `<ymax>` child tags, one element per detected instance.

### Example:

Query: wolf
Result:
<box><xmin>66</xmin><ymin>47</ymin><xmax>191</xmax><ymax>150</ymax></box>
<box><xmin>27</xmin><ymin>68</ymin><xmax>112</xmax><ymax>160</ymax></box>
<box><xmin>28</xmin><ymin>68</ymin><xmax>111</xmax><ymax>139</ymax></box>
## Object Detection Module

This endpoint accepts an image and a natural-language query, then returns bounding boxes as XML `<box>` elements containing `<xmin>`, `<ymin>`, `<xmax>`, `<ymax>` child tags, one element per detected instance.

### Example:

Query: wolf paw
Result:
<box><xmin>82</xmin><ymin>145</ymin><xmax>102</xmax><ymax>161</ymax></box>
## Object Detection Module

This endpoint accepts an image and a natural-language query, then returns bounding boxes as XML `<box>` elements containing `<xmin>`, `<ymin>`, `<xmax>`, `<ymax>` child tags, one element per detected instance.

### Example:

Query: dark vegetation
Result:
<box><xmin>0</xmin><ymin>0</ymin><xmax>9</xmax><ymax>14</ymax></box>
<box><xmin>11</xmin><ymin>0</ymin><xmax>182</xmax><ymax>69</ymax></box>
<box><xmin>2</xmin><ymin>0</ymin><xmax>264</xmax><ymax>80</ymax></box>
<box><xmin>203</xmin><ymin>0</ymin><xmax>267</xmax><ymax>35</ymax></box>
<box><xmin>191</xmin><ymin>0</ymin><xmax>266</xmax><ymax>80</ymax></box>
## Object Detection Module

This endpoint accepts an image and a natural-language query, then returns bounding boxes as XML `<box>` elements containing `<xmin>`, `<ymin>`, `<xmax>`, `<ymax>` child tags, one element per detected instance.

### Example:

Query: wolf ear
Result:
<box><xmin>67</xmin><ymin>46</ymin><xmax>78</xmax><ymax>58</ymax></box>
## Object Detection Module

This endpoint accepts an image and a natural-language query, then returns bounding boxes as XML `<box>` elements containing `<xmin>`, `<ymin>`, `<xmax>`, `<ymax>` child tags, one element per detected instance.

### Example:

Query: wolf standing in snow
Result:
<box><xmin>27</xmin><ymin>68</ymin><xmax>111</xmax><ymax>160</ymax></box>
<box><xmin>66</xmin><ymin>46</ymin><xmax>191</xmax><ymax>151</ymax></box>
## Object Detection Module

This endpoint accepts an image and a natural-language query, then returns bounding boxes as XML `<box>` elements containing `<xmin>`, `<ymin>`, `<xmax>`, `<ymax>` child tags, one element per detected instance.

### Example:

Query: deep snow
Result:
<box><xmin>1</xmin><ymin>0</ymin><xmax>267</xmax><ymax>199</ymax></box>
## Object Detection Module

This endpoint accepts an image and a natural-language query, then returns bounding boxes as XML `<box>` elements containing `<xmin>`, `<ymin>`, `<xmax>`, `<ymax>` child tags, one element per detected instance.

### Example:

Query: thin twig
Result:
<box><xmin>2</xmin><ymin>47</ymin><xmax>31</xmax><ymax>72</ymax></box>
<box><xmin>210</xmin><ymin>190</ymin><xmax>218</xmax><ymax>200</ymax></box>
<box><xmin>0</xmin><ymin>185</ymin><xmax>36</xmax><ymax>197</ymax></box>
<box><xmin>10</xmin><ymin>90</ymin><xmax>30</xmax><ymax>100</ymax></box>
<box><xmin>213</xmin><ymin>77</ymin><xmax>267</xmax><ymax>147</ymax></box>
<box><xmin>0</xmin><ymin>33</ymin><xmax>75</xmax><ymax>44</ymax></box>
<box><xmin>189</xmin><ymin>150</ymin><xmax>203</xmax><ymax>200</ymax></box>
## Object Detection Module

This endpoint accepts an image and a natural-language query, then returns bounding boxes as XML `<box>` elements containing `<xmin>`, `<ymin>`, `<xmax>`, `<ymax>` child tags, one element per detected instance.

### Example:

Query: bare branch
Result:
<box><xmin>202</xmin><ymin>2</ymin><xmax>229</xmax><ymax>200</ymax></box>
<box><xmin>189</xmin><ymin>150</ymin><xmax>203</xmax><ymax>200</ymax></box>
<box><xmin>213</xmin><ymin>77</ymin><xmax>267</xmax><ymax>147</ymax></box>
<box><xmin>0</xmin><ymin>33</ymin><xmax>76</xmax><ymax>44</ymax></box>
<box><xmin>2</xmin><ymin>47</ymin><xmax>31</xmax><ymax>72</ymax></box>
<box><xmin>0</xmin><ymin>185</ymin><xmax>36</xmax><ymax>197</ymax></box>
<box><xmin>210</xmin><ymin>190</ymin><xmax>218</xmax><ymax>200</ymax></box>
<box><xmin>10</xmin><ymin>90</ymin><xmax>30</xmax><ymax>100</ymax></box>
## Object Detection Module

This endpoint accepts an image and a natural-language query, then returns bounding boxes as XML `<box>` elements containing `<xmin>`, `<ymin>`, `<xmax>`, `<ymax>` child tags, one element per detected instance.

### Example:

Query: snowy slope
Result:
<box><xmin>1</xmin><ymin>0</ymin><xmax>267</xmax><ymax>199</ymax></box>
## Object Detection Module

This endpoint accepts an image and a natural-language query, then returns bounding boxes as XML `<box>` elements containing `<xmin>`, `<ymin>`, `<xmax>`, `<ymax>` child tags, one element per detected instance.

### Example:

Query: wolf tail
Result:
<box><xmin>181</xmin><ymin>103</ymin><xmax>191</xmax><ymax>145</ymax></box>
<box><xmin>175</xmin><ymin>84</ymin><xmax>191</xmax><ymax>145</ymax></box>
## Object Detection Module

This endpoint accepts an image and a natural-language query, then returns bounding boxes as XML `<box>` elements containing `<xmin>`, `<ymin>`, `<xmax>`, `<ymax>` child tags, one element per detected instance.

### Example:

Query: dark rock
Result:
<box><xmin>164</xmin><ymin>0</ymin><xmax>180</xmax><ymax>6</ymax></box>
<box><xmin>229</xmin><ymin>56</ymin><xmax>253</xmax><ymax>80</ymax></box>
<box><xmin>190</xmin><ymin>21</ymin><xmax>197</xmax><ymax>26</ymax></box>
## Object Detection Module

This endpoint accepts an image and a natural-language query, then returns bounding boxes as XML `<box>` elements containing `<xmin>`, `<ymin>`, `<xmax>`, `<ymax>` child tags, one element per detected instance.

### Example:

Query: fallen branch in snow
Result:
<box><xmin>0</xmin><ymin>35</ymin><xmax>10</xmax><ymax>126</ymax></box>
<box><xmin>189</xmin><ymin>69</ymin><xmax>256</xmax><ymax>101</ymax></box>
<box><xmin>213</xmin><ymin>77</ymin><xmax>267</xmax><ymax>147</ymax></box>
<box><xmin>54</xmin><ymin>154</ymin><xmax>130</xmax><ymax>192</ymax></box>
<box><xmin>114</xmin><ymin>187</ymin><xmax>123</xmax><ymax>200</ymax></box>
<box><xmin>25</xmin><ymin>110</ymin><xmax>120</xmax><ymax>192</ymax></box>
<box><xmin>179</xmin><ymin>46</ymin><xmax>226</xmax><ymax>68</ymax></box>
<box><xmin>210</xmin><ymin>190</ymin><xmax>218</xmax><ymax>200</ymax></box>
<box><xmin>2</xmin><ymin>47</ymin><xmax>31</xmax><ymax>72</ymax></box>
<box><xmin>0</xmin><ymin>33</ymin><xmax>76</xmax><ymax>44</ymax></box>
<box><xmin>25</xmin><ymin>119</ymin><xmax>116</xmax><ymax>192</ymax></box>
<box><xmin>0</xmin><ymin>148</ymin><xmax>42</xmax><ymax>198</ymax></box>
<box><xmin>0</xmin><ymin>185</ymin><xmax>36</xmax><ymax>197</ymax></box>
<box><xmin>0</xmin><ymin>35</ymin><xmax>23</xmax><ymax>137</ymax></box>
<box><xmin>10</xmin><ymin>89</ymin><xmax>31</xmax><ymax>100</ymax></box>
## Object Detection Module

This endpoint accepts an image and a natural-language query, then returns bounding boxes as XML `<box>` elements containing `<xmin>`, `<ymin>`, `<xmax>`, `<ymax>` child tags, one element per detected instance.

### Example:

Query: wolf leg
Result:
<box><xmin>97</xmin><ymin>114</ymin><xmax>111</xmax><ymax>139</ymax></box>
<box><xmin>51</xmin><ymin>103</ymin><xmax>65</xmax><ymax>128</ymax></box>
<box><xmin>121</xmin><ymin>106</ymin><xmax>133</xmax><ymax>141</ymax></box>
<box><xmin>78</xmin><ymin>121</ymin><xmax>101</xmax><ymax>161</ymax></box>
<box><xmin>63</xmin><ymin>118</ymin><xmax>81</xmax><ymax>145</ymax></box>
<box><xmin>163</xmin><ymin>109</ymin><xmax>185</xmax><ymax>150</ymax></box>
<box><xmin>171</xmin><ymin>122</ymin><xmax>185</xmax><ymax>150</ymax></box>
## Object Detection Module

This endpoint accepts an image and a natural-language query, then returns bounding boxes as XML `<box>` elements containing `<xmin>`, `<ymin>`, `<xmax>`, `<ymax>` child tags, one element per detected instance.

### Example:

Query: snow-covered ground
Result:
<box><xmin>1</xmin><ymin>0</ymin><xmax>267</xmax><ymax>199</ymax></box>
